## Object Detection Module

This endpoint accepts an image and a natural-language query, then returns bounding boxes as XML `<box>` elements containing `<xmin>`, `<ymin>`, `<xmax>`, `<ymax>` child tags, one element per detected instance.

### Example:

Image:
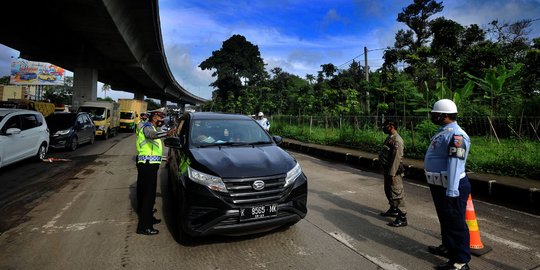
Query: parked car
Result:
<box><xmin>0</xmin><ymin>109</ymin><xmax>49</xmax><ymax>168</ymax></box>
<box><xmin>46</xmin><ymin>112</ymin><xmax>95</xmax><ymax>151</ymax></box>
<box><xmin>164</xmin><ymin>112</ymin><xmax>308</xmax><ymax>243</ymax></box>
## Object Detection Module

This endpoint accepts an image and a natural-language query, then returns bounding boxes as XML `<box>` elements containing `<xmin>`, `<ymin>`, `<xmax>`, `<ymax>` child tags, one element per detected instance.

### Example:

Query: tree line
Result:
<box><xmin>200</xmin><ymin>0</ymin><xmax>539</xmax><ymax>122</ymax></box>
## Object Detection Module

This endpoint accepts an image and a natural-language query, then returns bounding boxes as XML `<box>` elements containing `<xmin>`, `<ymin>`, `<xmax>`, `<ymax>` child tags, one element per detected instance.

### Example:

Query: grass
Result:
<box><xmin>272</xmin><ymin>121</ymin><xmax>540</xmax><ymax>179</ymax></box>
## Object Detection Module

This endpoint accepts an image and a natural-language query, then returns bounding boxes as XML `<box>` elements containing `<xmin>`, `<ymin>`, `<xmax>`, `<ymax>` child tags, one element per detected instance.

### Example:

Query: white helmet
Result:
<box><xmin>431</xmin><ymin>99</ymin><xmax>458</xmax><ymax>114</ymax></box>
<box><xmin>258</xmin><ymin>112</ymin><xmax>264</xmax><ymax>117</ymax></box>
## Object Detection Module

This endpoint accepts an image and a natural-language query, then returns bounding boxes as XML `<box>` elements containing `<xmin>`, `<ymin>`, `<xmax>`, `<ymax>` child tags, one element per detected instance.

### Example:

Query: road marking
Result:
<box><xmin>328</xmin><ymin>231</ymin><xmax>407</xmax><ymax>270</ymax></box>
<box><xmin>32</xmin><ymin>220</ymin><xmax>133</xmax><ymax>234</ymax></box>
<box><xmin>332</xmin><ymin>190</ymin><xmax>357</xmax><ymax>196</ymax></box>
<box><xmin>42</xmin><ymin>191</ymin><xmax>85</xmax><ymax>232</ymax></box>
<box><xmin>481</xmin><ymin>232</ymin><xmax>531</xmax><ymax>251</ymax></box>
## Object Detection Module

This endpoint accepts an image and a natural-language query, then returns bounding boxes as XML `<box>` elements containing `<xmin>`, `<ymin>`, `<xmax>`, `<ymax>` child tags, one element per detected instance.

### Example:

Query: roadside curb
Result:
<box><xmin>281</xmin><ymin>139</ymin><xmax>540</xmax><ymax>215</ymax></box>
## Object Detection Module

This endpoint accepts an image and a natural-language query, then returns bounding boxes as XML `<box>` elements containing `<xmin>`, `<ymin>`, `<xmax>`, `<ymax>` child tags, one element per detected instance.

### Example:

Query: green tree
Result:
<box><xmin>43</xmin><ymin>76</ymin><xmax>74</xmax><ymax>105</ymax></box>
<box><xmin>465</xmin><ymin>63</ymin><xmax>523</xmax><ymax>118</ymax></box>
<box><xmin>397</xmin><ymin>0</ymin><xmax>444</xmax><ymax>50</ymax></box>
<box><xmin>101</xmin><ymin>84</ymin><xmax>111</xmax><ymax>98</ymax></box>
<box><xmin>0</xmin><ymin>76</ymin><xmax>10</xmax><ymax>85</ymax></box>
<box><xmin>199</xmin><ymin>34</ymin><xmax>267</xmax><ymax>112</ymax></box>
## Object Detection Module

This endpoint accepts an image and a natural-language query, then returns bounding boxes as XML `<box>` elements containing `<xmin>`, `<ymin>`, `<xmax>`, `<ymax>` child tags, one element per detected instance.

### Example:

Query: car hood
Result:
<box><xmin>190</xmin><ymin>145</ymin><xmax>296</xmax><ymax>178</ymax></box>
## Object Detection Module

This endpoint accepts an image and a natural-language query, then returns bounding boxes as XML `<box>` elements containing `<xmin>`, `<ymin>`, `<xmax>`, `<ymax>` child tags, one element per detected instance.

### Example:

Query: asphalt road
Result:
<box><xmin>0</xmin><ymin>134</ymin><xmax>538</xmax><ymax>270</ymax></box>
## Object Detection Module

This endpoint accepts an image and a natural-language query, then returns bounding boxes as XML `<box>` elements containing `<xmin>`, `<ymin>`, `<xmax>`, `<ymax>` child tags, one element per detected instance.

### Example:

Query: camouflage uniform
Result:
<box><xmin>379</xmin><ymin>132</ymin><xmax>406</xmax><ymax>212</ymax></box>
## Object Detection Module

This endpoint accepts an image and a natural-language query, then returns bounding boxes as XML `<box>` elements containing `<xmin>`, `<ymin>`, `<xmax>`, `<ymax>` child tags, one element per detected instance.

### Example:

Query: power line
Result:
<box><xmin>337</xmin><ymin>53</ymin><xmax>365</xmax><ymax>69</ymax></box>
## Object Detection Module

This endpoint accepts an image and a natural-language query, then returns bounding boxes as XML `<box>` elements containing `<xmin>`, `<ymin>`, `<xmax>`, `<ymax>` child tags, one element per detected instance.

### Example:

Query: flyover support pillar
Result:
<box><xmin>134</xmin><ymin>93</ymin><xmax>145</xmax><ymax>101</ymax></box>
<box><xmin>72</xmin><ymin>68</ymin><xmax>98</xmax><ymax>111</ymax></box>
<box><xmin>160</xmin><ymin>99</ymin><xmax>167</xmax><ymax>108</ymax></box>
<box><xmin>179</xmin><ymin>103</ymin><xmax>185</xmax><ymax>112</ymax></box>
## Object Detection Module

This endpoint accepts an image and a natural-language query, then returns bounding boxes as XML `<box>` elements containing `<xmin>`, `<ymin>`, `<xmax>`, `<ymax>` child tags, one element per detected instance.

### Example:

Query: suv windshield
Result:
<box><xmin>46</xmin><ymin>113</ymin><xmax>77</xmax><ymax>131</ymax></box>
<box><xmin>190</xmin><ymin>119</ymin><xmax>271</xmax><ymax>147</ymax></box>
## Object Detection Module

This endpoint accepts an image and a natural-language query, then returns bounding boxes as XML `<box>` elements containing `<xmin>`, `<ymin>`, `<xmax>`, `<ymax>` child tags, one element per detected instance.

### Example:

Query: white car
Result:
<box><xmin>0</xmin><ymin>109</ymin><xmax>49</xmax><ymax>168</ymax></box>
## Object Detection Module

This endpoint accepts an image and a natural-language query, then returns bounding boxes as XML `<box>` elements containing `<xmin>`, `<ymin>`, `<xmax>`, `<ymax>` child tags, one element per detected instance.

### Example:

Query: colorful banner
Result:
<box><xmin>10</xmin><ymin>59</ymin><xmax>65</xmax><ymax>86</ymax></box>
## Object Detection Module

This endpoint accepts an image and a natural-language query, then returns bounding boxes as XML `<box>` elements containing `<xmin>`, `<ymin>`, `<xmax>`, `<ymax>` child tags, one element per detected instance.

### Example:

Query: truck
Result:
<box><xmin>118</xmin><ymin>99</ymin><xmax>147</xmax><ymax>132</ymax></box>
<box><xmin>78</xmin><ymin>101</ymin><xmax>120</xmax><ymax>139</ymax></box>
<box><xmin>0</xmin><ymin>99</ymin><xmax>56</xmax><ymax>117</ymax></box>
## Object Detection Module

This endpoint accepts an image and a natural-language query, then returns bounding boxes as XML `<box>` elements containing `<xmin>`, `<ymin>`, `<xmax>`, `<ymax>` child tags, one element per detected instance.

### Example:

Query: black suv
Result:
<box><xmin>46</xmin><ymin>112</ymin><xmax>95</xmax><ymax>151</ymax></box>
<box><xmin>164</xmin><ymin>112</ymin><xmax>307</xmax><ymax>242</ymax></box>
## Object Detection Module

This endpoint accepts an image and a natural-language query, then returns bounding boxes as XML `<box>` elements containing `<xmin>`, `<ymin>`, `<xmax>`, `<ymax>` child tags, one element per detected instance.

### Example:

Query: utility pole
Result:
<box><xmin>364</xmin><ymin>47</ymin><xmax>370</xmax><ymax>114</ymax></box>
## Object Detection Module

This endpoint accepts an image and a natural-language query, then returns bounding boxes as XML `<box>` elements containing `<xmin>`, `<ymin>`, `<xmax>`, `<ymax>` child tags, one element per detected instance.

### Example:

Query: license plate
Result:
<box><xmin>240</xmin><ymin>204</ymin><xmax>278</xmax><ymax>221</ymax></box>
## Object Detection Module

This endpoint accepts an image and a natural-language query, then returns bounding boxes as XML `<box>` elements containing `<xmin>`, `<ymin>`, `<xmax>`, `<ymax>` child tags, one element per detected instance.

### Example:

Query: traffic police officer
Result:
<box><xmin>424</xmin><ymin>99</ymin><xmax>471</xmax><ymax>270</ymax></box>
<box><xmin>136</xmin><ymin>110</ymin><xmax>175</xmax><ymax>235</ymax></box>
<box><xmin>378</xmin><ymin>119</ymin><xmax>407</xmax><ymax>227</ymax></box>
<box><xmin>135</xmin><ymin>112</ymin><xmax>149</xmax><ymax>215</ymax></box>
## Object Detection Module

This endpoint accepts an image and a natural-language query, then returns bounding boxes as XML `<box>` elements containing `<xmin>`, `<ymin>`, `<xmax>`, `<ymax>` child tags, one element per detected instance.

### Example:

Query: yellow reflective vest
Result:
<box><xmin>136</xmin><ymin>123</ymin><xmax>162</xmax><ymax>164</ymax></box>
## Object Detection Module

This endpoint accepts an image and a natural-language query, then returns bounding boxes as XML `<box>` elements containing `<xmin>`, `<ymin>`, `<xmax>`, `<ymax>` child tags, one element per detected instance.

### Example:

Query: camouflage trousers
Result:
<box><xmin>383</xmin><ymin>174</ymin><xmax>406</xmax><ymax>213</ymax></box>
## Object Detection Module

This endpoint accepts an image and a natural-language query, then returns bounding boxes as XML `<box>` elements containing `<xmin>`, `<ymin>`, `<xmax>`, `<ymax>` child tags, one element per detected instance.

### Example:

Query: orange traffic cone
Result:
<box><xmin>466</xmin><ymin>194</ymin><xmax>492</xmax><ymax>256</ymax></box>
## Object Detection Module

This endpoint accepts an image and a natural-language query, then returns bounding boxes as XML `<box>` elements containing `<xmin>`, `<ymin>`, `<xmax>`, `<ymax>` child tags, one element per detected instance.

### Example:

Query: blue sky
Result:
<box><xmin>1</xmin><ymin>0</ymin><xmax>539</xmax><ymax>101</ymax></box>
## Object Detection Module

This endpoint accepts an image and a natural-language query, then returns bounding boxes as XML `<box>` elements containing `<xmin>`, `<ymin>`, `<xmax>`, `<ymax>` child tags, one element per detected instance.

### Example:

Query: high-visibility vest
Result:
<box><xmin>137</xmin><ymin>123</ymin><xmax>162</xmax><ymax>164</ymax></box>
<box><xmin>135</xmin><ymin>121</ymin><xmax>146</xmax><ymax>153</ymax></box>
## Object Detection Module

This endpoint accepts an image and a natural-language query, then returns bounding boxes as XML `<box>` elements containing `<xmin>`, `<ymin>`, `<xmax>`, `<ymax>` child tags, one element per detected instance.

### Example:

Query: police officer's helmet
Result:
<box><xmin>431</xmin><ymin>99</ymin><xmax>458</xmax><ymax>114</ymax></box>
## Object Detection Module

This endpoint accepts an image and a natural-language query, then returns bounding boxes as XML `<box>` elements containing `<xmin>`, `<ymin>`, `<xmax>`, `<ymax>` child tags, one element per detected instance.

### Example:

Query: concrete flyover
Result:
<box><xmin>0</xmin><ymin>0</ymin><xmax>206</xmax><ymax>106</ymax></box>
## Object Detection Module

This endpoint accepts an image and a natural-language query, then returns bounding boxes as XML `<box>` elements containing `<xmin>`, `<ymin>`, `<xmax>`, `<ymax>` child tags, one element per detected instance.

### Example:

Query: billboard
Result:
<box><xmin>10</xmin><ymin>59</ymin><xmax>65</xmax><ymax>86</ymax></box>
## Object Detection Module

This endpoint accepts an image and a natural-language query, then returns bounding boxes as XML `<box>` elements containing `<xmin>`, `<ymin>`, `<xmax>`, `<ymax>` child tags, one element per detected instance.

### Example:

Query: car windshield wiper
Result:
<box><xmin>215</xmin><ymin>142</ymin><xmax>250</xmax><ymax>147</ymax></box>
<box><xmin>197</xmin><ymin>144</ymin><xmax>220</xmax><ymax>148</ymax></box>
<box><xmin>248</xmin><ymin>141</ymin><xmax>272</xmax><ymax>146</ymax></box>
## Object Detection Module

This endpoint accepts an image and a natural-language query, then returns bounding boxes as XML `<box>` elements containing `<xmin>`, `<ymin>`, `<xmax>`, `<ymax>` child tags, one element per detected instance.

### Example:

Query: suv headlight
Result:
<box><xmin>188</xmin><ymin>167</ymin><xmax>227</xmax><ymax>193</ymax></box>
<box><xmin>55</xmin><ymin>129</ymin><xmax>70</xmax><ymax>136</ymax></box>
<box><xmin>98</xmin><ymin>125</ymin><xmax>106</xmax><ymax>131</ymax></box>
<box><xmin>284</xmin><ymin>162</ymin><xmax>302</xmax><ymax>187</ymax></box>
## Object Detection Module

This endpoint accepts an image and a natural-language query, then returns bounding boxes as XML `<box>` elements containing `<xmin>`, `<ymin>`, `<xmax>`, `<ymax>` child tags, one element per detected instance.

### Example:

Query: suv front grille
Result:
<box><xmin>221</xmin><ymin>174</ymin><xmax>288</xmax><ymax>205</ymax></box>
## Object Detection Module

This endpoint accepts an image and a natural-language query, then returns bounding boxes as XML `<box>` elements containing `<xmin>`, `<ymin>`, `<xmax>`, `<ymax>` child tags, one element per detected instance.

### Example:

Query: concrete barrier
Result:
<box><xmin>282</xmin><ymin>139</ymin><xmax>540</xmax><ymax>215</ymax></box>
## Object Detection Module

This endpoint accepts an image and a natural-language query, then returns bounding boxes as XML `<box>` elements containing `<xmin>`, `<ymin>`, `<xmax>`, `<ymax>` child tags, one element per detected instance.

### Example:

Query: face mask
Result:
<box><xmin>430</xmin><ymin>113</ymin><xmax>445</xmax><ymax>125</ymax></box>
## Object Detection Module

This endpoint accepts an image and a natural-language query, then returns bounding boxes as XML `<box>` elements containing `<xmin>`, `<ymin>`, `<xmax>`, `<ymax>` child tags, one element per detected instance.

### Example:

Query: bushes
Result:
<box><xmin>271</xmin><ymin>119</ymin><xmax>540</xmax><ymax>179</ymax></box>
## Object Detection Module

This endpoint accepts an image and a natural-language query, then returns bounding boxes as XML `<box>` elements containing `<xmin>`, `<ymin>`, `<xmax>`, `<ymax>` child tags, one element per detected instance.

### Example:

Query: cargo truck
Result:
<box><xmin>118</xmin><ymin>99</ymin><xmax>148</xmax><ymax>132</ymax></box>
<box><xmin>78</xmin><ymin>101</ymin><xmax>120</xmax><ymax>139</ymax></box>
<box><xmin>0</xmin><ymin>99</ymin><xmax>56</xmax><ymax>117</ymax></box>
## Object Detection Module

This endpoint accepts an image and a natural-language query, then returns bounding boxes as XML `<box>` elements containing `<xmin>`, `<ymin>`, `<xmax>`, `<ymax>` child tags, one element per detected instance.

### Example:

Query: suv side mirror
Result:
<box><xmin>164</xmin><ymin>137</ymin><xmax>183</xmax><ymax>149</ymax></box>
<box><xmin>273</xmin><ymin>135</ymin><xmax>283</xmax><ymax>145</ymax></box>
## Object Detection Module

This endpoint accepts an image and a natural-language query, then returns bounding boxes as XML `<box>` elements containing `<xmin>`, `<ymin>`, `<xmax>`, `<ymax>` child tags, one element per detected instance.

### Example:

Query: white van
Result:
<box><xmin>0</xmin><ymin>109</ymin><xmax>49</xmax><ymax>168</ymax></box>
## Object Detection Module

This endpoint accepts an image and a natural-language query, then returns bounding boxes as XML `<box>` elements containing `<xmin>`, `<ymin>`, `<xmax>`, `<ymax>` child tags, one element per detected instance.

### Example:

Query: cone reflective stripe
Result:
<box><xmin>465</xmin><ymin>194</ymin><xmax>492</xmax><ymax>256</ymax></box>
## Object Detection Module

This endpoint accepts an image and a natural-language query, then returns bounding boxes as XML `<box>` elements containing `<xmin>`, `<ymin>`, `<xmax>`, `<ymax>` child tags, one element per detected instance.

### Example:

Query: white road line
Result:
<box><xmin>32</xmin><ymin>220</ymin><xmax>133</xmax><ymax>234</ymax></box>
<box><xmin>481</xmin><ymin>232</ymin><xmax>532</xmax><ymax>251</ymax></box>
<box><xmin>42</xmin><ymin>191</ymin><xmax>85</xmax><ymax>232</ymax></box>
<box><xmin>329</xmin><ymin>231</ymin><xmax>408</xmax><ymax>270</ymax></box>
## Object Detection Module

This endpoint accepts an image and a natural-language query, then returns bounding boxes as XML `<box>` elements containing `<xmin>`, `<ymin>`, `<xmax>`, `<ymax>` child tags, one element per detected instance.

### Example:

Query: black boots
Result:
<box><xmin>387</xmin><ymin>213</ymin><xmax>408</xmax><ymax>227</ymax></box>
<box><xmin>380</xmin><ymin>207</ymin><xmax>400</xmax><ymax>217</ymax></box>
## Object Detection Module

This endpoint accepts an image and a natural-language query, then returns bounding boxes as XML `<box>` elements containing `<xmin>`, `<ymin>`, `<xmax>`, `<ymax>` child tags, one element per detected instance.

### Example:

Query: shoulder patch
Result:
<box><xmin>453</xmin><ymin>135</ymin><xmax>463</xmax><ymax>147</ymax></box>
<box><xmin>448</xmin><ymin>135</ymin><xmax>466</xmax><ymax>159</ymax></box>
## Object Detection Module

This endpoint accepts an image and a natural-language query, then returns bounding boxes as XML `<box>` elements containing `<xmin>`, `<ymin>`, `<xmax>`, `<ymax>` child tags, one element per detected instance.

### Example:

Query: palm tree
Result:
<box><xmin>305</xmin><ymin>74</ymin><xmax>315</xmax><ymax>85</ymax></box>
<box><xmin>101</xmin><ymin>84</ymin><xmax>111</xmax><ymax>98</ymax></box>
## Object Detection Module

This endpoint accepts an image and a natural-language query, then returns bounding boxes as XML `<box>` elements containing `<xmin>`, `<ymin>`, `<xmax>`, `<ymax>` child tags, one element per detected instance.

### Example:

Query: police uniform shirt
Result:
<box><xmin>424</xmin><ymin>122</ymin><xmax>470</xmax><ymax>197</ymax></box>
<box><xmin>142</xmin><ymin>124</ymin><xmax>168</xmax><ymax>139</ymax></box>
<box><xmin>257</xmin><ymin>118</ymin><xmax>270</xmax><ymax>130</ymax></box>
<box><xmin>380</xmin><ymin>133</ymin><xmax>404</xmax><ymax>176</ymax></box>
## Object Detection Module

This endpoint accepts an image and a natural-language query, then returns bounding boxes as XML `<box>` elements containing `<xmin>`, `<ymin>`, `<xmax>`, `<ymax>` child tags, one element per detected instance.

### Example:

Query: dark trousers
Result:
<box><xmin>430</xmin><ymin>177</ymin><xmax>471</xmax><ymax>263</ymax></box>
<box><xmin>136</xmin><ymin>162</ymin><xmax>160</xmax><ymax>230</ymax></box>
